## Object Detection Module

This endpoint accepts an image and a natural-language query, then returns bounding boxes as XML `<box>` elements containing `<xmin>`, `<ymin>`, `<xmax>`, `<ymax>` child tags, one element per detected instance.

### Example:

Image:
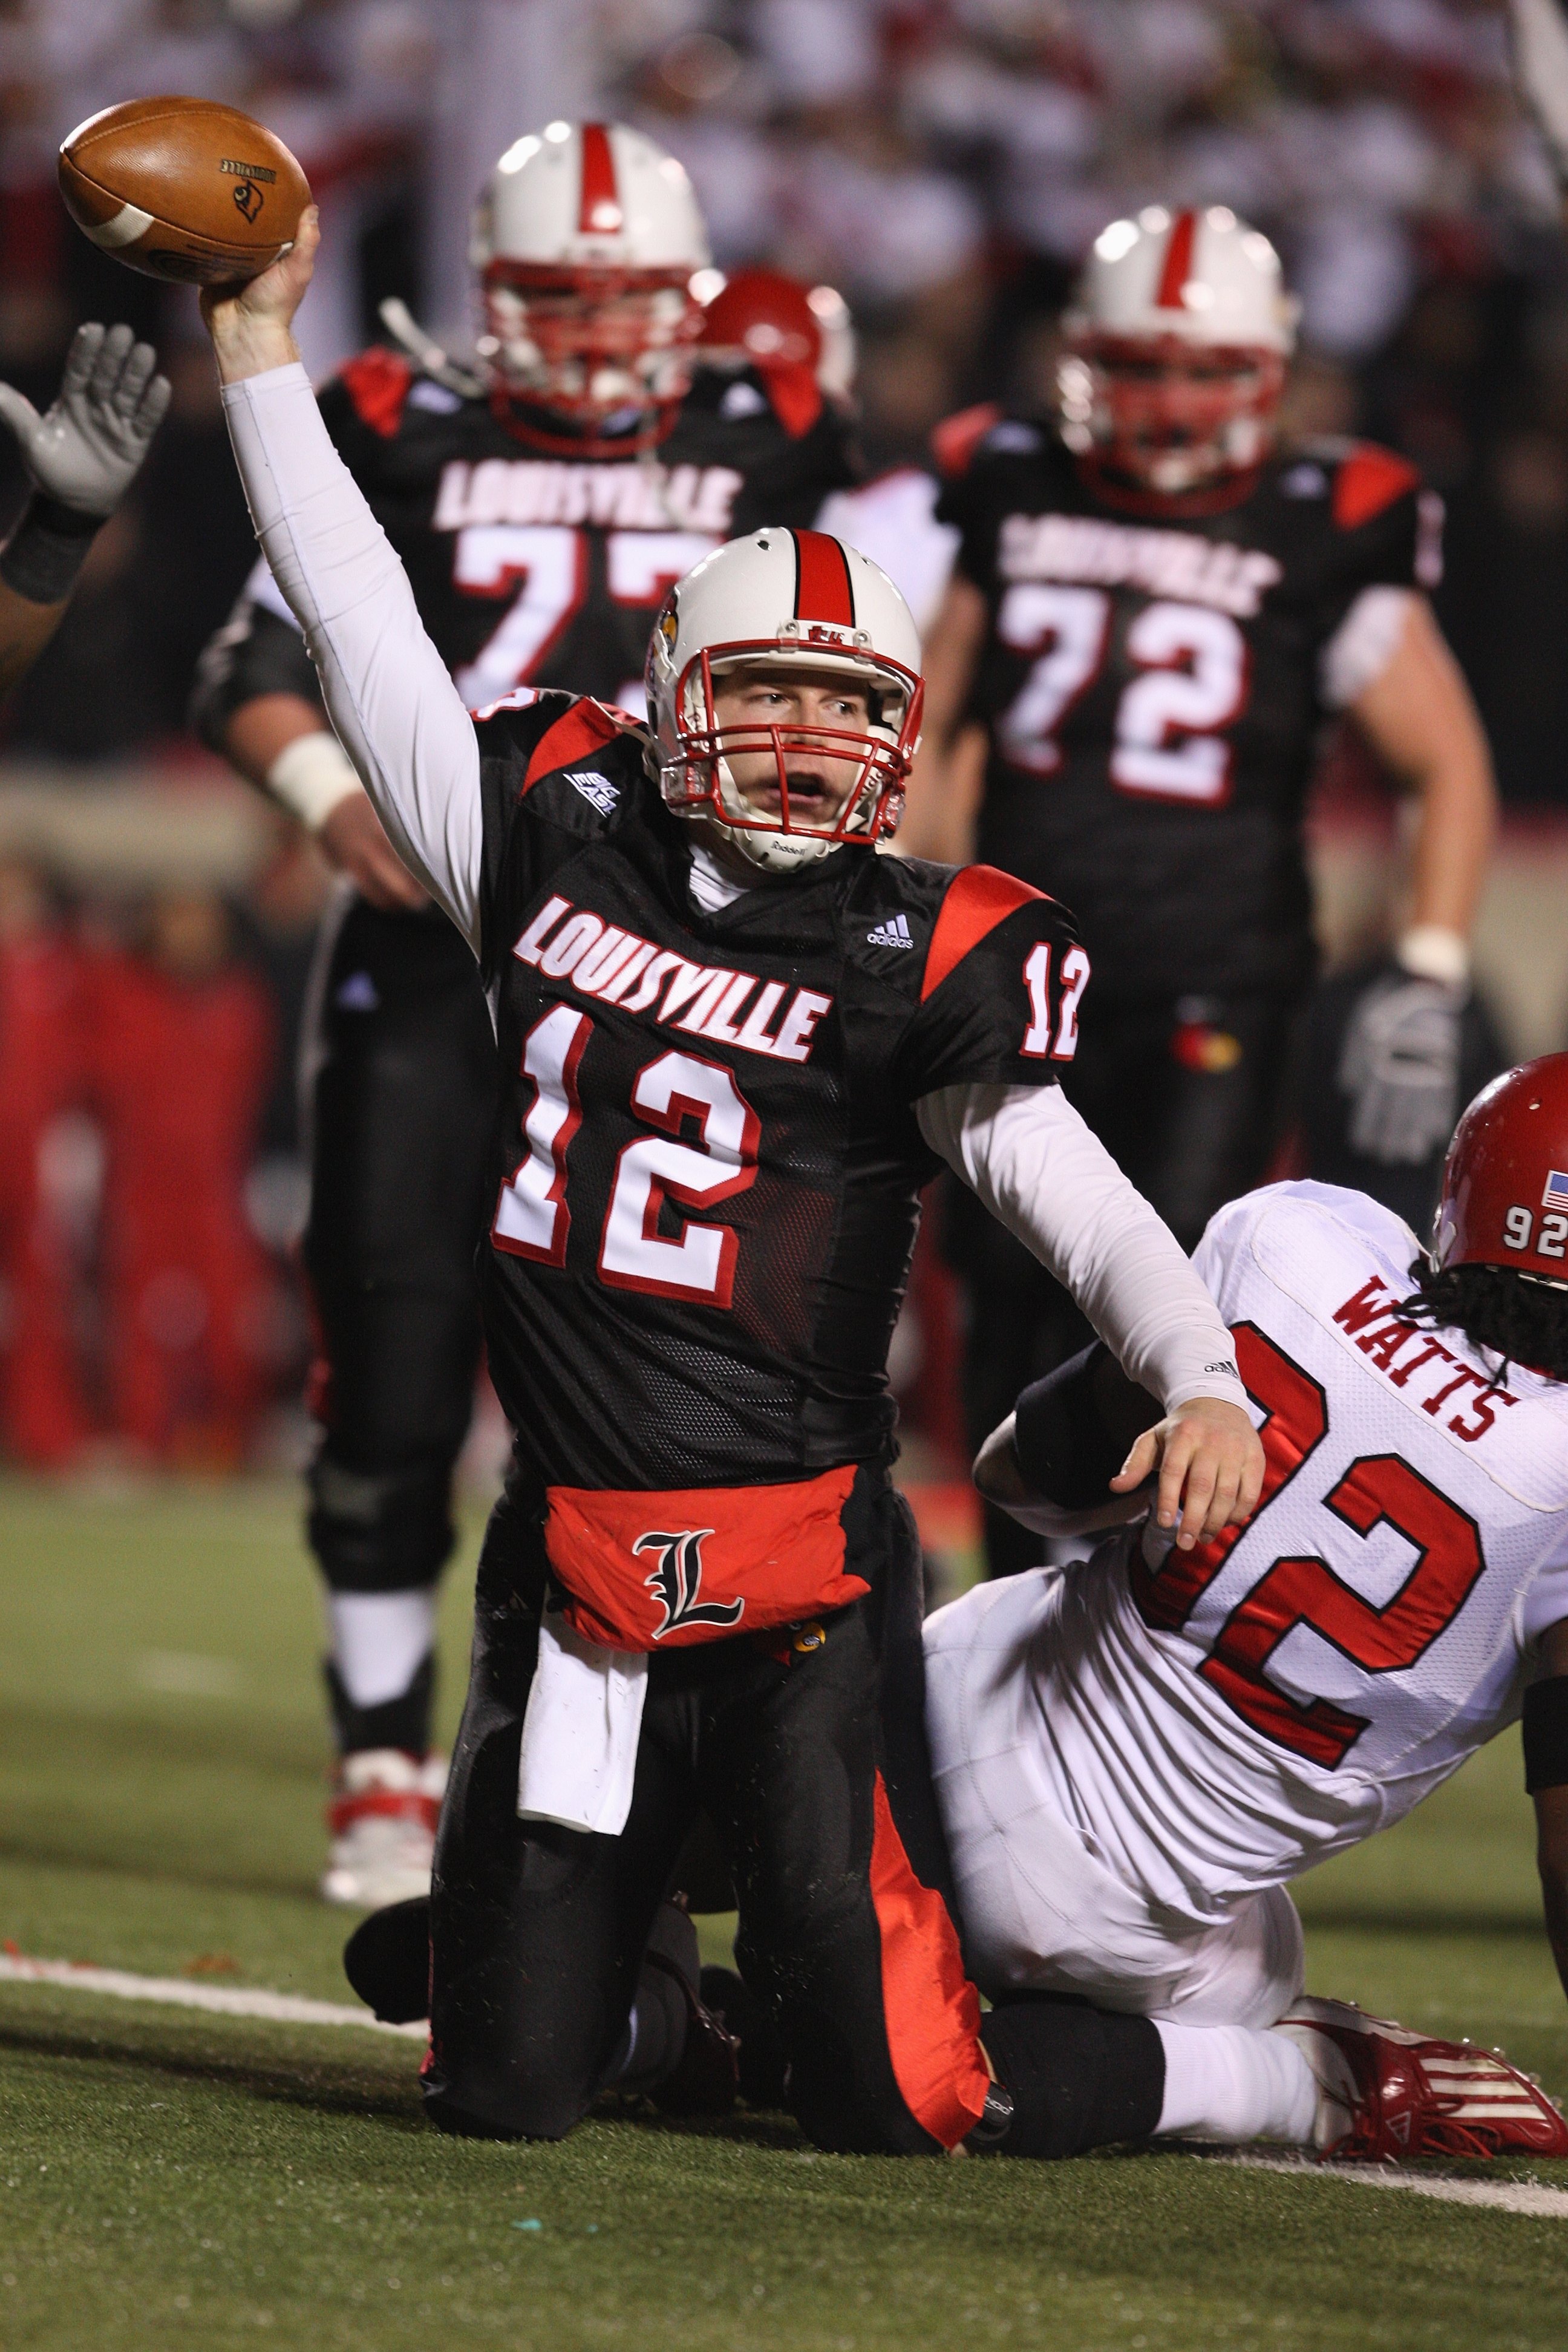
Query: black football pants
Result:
<box><xmin>947</xmin><ymin>989</ymin><xmax>1297</xmax><ymax>1579</ymax></box>
<box><xmin>422</xmin><ymin>1465</ymin><xmax>989</xmax><ymax>2153</ymax></box>
<box><xmin>302</xmin><ymin>898</ymin><xmax>498</xmax><ymax>1751</ymax></box>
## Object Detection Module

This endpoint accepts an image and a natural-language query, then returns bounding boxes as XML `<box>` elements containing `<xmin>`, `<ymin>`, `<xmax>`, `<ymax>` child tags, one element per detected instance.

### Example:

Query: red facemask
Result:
<box><xmin>1061</xmin><ymin>331</ymin><xmax>1285</xmax><ymax>514</ymax></box>
<box><xmin>481</xmin><ymin>261</ymin><xmax>705</xmax><ymax>455</ymax></box>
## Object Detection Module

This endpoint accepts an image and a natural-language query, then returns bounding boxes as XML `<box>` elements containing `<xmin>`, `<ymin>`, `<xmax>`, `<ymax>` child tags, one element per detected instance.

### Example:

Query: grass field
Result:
<box><xmin>1</xmin><ymin>1475</ymin><xmax>1566</xmax><ymax>2351</ymax></box>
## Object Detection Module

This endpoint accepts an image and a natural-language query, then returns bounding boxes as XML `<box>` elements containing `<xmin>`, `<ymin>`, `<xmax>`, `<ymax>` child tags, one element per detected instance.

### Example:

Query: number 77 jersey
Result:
<box><xmin>1067</xmin><ymin>1178</ymin><xmax>1568</xmax><ymax>1922</ymax></box>
<box><xmin>934</xmin><ymin>416</ymin><xmax>1440</xmax><ymax>1005</ymax></box>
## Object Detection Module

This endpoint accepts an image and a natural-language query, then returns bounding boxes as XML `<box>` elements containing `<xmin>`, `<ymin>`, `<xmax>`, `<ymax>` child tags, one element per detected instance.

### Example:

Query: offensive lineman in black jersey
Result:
<box><xmin>901</xmin><ymin>205</ymin><xmax>1498</xmax><ymax>1579</ymax></box>
<box><xmin>189</xmin><ymin>123</ymin><xmax>856</xmax><ymax>1906</ymax></box>
<box><xmin>202</xmin><ymin>208</ymin><xmax>1264</xmax><ymax>2152</ymax></box>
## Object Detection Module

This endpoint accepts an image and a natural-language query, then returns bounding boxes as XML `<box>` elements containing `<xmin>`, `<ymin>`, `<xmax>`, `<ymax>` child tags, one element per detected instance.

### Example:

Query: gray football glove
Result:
<box><xmin>1337</xmin><ymin>970</ymin><xmax>1466</xmax><ymax>1166</ymax></box>
<box><xmin>0</xmin><ymin>322</ymin><xmax>172</xmax><ymax>518</ymax></box>
<box><xmin>1511</xmin><ymin>0</ymin><xmax>1568</xmax><ymax>189</ymax></box>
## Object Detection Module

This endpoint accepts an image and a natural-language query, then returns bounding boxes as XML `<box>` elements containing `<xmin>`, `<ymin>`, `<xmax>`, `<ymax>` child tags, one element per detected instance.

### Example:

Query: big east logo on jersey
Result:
<box><xmin>513</xmin><ymin>893</ymin><xmax>833</xmax><ymax>1063</ymax></box>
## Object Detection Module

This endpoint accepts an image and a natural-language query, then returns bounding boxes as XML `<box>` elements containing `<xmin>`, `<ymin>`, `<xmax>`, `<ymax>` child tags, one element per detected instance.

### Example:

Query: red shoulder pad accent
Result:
<box><xmin>1332</xmin><ymin>443</ymin><xmax>1420</xmax><ymax>531</ymax></box>
<box><xmin>921</xmin><ymin>866</ymin><xmax>1045</xmax><ymax>1003</ymax></box>
<box><xmin>758</xmin><ymin>359</ymin><xmax>824</xmax><ymax>439</ymax></box>
<box><xmin>930</xmin><ymin>403</ymin><xmax>1002</xmax><ymax>481</ymax></box>
<box><xmin>336</xmin><ymin>348</ymin><xmax>414</xmax><ymax>439</ymax></box>
<box><xmin>523</xmin><ymin>698</ymin><xmax>633</xmax><ymax>791</ymax></box>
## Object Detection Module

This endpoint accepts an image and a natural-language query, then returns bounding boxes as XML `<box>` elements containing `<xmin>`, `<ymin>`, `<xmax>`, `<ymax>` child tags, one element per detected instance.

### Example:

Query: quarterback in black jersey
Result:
<box><xmin>903</xmin><ymin>205</ymin><xmax>1497</xmax><ymax>1578</ymax></box>
<box><xmin>191</xmin><ymin>122</ymin><xmax>856</xmax><ymax>1906</ymax></box>
<box><xmin>203</xmin><ymin>209</ymin><xmax>1264</xmax><ymax>2152</ymax></box>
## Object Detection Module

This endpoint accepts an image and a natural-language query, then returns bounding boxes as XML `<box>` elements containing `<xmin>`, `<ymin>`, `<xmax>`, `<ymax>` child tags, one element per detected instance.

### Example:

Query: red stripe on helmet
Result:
<box><xmin>578</xmin><ymin>122</ymin><xmax>622</xmax><ymax>234</ymax></box>
<box><xmin>791</xmin><ymin>529</ymin><xmax>855</xmax><ymax>626</ymax></box>
<box><xmin>1154</xmin><ymin>209</ymin><xmax>1198</xmax><ymax>310</ymax></box>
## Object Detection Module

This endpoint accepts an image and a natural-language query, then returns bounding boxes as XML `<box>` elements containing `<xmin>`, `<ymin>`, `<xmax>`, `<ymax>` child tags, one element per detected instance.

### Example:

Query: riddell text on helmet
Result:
<box><xmin>512</xmin><ymin>893</ymin><xmax>832</xmax><ymax>1062</ymax></box>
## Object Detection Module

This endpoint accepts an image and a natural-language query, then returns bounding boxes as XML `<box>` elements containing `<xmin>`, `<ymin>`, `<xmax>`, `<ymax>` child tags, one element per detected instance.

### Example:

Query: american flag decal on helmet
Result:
<box><xmin>1542</xmin><ymin>1171</ymin><xmax>1568</xmax><ymax>1210</ymax></box>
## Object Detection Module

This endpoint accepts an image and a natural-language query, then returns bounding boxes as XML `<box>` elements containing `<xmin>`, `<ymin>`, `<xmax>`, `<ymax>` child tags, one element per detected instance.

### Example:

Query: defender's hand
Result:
<box><xmin>318</xmin><ymin>789</ymin><xmax>427</xmax><ymax>911</ymax></box>
<box><xmin>1111</xmin><ymin>1397</ymin><xmax>1263</xmax><ymax>1550</ymax></box>
<box><xmin>203</xmin><ymin>204</ymin><xmax>319</xmax><ymax>382</ymax></box>
<box><xmin>0</xmin><ymin>323</ymin><xmax>171</xmax><ymax>517</ymax></box>
<box><xmin>1338</xmin><ymin>969</ymin><xmax>1465</xmax><ymax>1166</ymax></box>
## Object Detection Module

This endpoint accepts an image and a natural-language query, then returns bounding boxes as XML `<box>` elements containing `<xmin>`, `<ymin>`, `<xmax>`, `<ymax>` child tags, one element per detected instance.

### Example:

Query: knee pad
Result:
<box><xmin>309</xmin><ymin>1453</ymin><xmax>456</xmax><ymax>1592</ymax></box>
<box><xmin>980</xmin><ymin>1994</ymin><xmax>1163</xmax><ymax>2160</ymax></box>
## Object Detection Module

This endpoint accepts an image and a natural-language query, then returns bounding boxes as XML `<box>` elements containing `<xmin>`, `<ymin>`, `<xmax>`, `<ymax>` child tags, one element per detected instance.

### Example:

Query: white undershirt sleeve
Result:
<box><xmin>220</xmin><ymin>361</ymin><xmax>485</xmax><ymax>950</ymax></box>
<box><xmin>915</xmin><ymin>1080</ymin><xmax>1249</xmax><ymax>1415</ymax></box>
<box><xmin>1319</xmin><ymin>586</ymin><xmax>1415</xmax><ymax>710</ymax></box>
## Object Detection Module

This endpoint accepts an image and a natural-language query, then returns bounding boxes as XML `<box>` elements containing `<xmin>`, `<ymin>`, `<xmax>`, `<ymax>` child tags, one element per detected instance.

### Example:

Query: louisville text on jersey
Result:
<box><xmin>433</xmin><ymin>458</ymin><xmax>745</xmax><ymax>535</ymax></box>
<box><xmin>998</xmin><ymin>512</ymin><xmax>1283</xmax><ymax>619</ymax></box>
<box><xmin>514</xmin><ymin>893</ymin><xmax>832</xmax><ymax>1063</ymax></box>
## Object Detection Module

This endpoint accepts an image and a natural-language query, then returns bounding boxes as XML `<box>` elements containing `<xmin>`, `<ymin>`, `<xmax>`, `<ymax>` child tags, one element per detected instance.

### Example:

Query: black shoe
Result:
<box><xmin>640</xmin><ymin>1900</ymin><xmax>739</xmax><ymax>2118</ymax></box>
<box><xmin>344</xmin><ymin>1894</ymin><xmax>431</xmax><ymax>2024</ymax></box>
<box><xmin>699</xmin><ymin>1964</ymin><xmax>789</xmax><ymax>2110</ymax></box>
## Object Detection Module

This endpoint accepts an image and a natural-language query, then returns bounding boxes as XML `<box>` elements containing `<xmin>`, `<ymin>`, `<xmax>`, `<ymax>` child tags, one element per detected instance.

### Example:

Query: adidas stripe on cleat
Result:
<box><xmin>865</xmin><ymin>914</ymin><xmax>914</xmax><ymax>949</ymax></box>
<box><xmin>1275</xmin><ymin>1996</ymin><xmax>1568</xmax><ymax>2163</ymax></box>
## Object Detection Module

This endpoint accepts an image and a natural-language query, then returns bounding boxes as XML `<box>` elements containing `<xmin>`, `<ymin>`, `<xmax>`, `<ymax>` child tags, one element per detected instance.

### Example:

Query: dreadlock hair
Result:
<box><xmin>1399</xmin><ymin>1258</ymin><xmax>1568</xmax><ymax>1386</ymax></box>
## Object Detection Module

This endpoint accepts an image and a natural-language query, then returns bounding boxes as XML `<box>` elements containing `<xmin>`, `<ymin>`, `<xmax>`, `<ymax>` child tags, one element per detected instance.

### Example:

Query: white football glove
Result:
<box><xmin>1337</xmin><ymin>970</ymin><xmax>1466</xmax><ymax>1166</ymax></box>
<box><xmin>1511</xmin><ymin>0</ymin><xmax>1568</xmax><ymax>189</ymax></box>
<box><xmin>0</xmin><ymin>322</ymin><xmax>171</xmax><ymax>518</ymax></box>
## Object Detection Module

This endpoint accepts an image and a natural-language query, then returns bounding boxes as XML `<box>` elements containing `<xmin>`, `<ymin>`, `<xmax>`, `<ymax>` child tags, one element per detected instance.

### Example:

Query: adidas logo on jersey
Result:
<box><xmin>865</xmin><ymin>914</ymin><xmax>915</xmax><ymax>950</ymax></box>
<box><xmin>564</xmin><ymin>769</ymin><xmax>620</xmax><ymax>818</ymax></box>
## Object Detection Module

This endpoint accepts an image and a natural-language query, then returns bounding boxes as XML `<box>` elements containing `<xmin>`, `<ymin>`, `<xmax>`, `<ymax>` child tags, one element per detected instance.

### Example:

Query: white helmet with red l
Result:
<box><xmin>1059</xmin><ymin>205</ymin><xmax>1300</xmax><ymax>507</ymax></box>
<box><xmin>470</xmin><ymin>119</ymin><xmax>711</xmax><ymax>454</ymax></box>
<box><xmin>645</xmin><ymin>528</ymin><xmax>923</xmax><ymax>876</ymax></box>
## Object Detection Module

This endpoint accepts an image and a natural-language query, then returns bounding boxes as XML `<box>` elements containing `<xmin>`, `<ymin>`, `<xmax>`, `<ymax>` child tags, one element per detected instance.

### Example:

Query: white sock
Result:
<box><xmin>1155</xmin><ymin>2019</ymin><xmax>1320</xmax><ymax>2145</ymax></box>
<box><xmin>327</xmin><ymin>1587</ymin><xmax>437</xmax><ymax>1713</ymax></box>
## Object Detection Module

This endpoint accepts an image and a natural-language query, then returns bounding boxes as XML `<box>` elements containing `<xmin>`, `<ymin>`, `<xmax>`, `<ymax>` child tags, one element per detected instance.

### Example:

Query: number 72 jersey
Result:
<box><xmin>935</xmin><ymin>420</ymin><xmax>1440</xmax><ymax>1005</ymax></box>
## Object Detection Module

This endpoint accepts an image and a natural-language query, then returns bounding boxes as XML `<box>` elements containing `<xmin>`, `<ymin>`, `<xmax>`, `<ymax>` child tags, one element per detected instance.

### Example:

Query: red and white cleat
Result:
<box><xmin>321</xmin><ymin>1749</ymin><xmax>446</xmax><ymax>1909</ymax></box>
<box><xmin>1275</xmin><ymin>1996</ymin><xmax>1568</xmax><ymax>2162</ymax></box>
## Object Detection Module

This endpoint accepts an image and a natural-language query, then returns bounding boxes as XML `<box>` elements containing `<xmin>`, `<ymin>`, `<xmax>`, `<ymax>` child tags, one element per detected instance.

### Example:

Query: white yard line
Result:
<box><xmin>0</xmin><ymin>1952</ymin><xmax>424</xmax><ymax>2038</ymax></box>
<box><xmin>1204</xmin><ymin>2148</ymin><xmax>1568</xmax><ymax>2218</ymax></box>
<box><xmin>2</xmin><ymin>1956</ymin><xmax>1565</xmax><ymax>2213</ymax></box>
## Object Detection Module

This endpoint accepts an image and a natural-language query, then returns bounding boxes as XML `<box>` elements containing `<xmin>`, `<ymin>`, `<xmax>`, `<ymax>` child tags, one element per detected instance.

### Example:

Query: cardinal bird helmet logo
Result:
<box><xmin>232</xmin><ymin>178</ymin><xmax>264</xmax><ymax>223</ymax></box>
<box><xmin>633</xmin><ymin>1529</ymin><xmax>745</xmax><ymax>1639</ymax></box>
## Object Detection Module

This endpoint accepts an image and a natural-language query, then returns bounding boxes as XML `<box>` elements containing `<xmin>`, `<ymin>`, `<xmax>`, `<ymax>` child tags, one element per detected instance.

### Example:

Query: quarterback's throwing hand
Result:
<box><xmin>0</xmin><ymin>322</ymin><xmax>170</xmax><ymax>517</ymax></box>
<box><xmin>1111</xmin><ymin>1397</ymin><xmax>1263</xmax><ymax>1550</ymax></box>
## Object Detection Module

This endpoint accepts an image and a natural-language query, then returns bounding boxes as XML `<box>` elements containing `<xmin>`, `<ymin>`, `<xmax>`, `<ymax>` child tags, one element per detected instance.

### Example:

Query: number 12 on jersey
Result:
<box><xmin>493</xmin><ymin>1005</ymin><xmax>760</xmax><ymax>1304</ymax></box>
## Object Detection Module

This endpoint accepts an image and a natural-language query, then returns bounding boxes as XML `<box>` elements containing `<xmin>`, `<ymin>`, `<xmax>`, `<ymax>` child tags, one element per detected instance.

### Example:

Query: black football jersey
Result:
<box><xmin>312</xmin><ymin>352</ymin><xmax>857</xmax><ymax>710</ymax></box>
<box><xmin>936</xmin><ymin>419</ymin><xmax>1438</xmax><ymax>1005</ymax></box>
<box><xmin>467</xmin><ymin>690</ymin><xmax>1088</xmax><ymax>1493</ymax></box>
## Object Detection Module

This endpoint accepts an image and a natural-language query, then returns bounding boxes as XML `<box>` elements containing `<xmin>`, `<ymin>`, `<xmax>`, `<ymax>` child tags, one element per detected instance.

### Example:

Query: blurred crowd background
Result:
<box><xmin>3</xmin><ymin>0</ymin><xmax>1568</xmax><ymax>1477</ymax></box>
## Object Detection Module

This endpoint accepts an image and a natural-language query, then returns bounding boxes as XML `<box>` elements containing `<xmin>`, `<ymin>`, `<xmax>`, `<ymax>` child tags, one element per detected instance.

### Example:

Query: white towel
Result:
<box><xmin>515</xmin><ymin>1609</ymin><xmax>648</xmax><ymax>1835</ymax></box>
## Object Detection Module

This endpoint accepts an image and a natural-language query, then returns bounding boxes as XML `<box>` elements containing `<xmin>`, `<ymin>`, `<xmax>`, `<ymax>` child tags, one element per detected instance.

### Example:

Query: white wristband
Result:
<box><xmin>1396</xmin><ymin>924</ymin><xmax>1469</xmax><ymax>987</ymax></box>
<box><xmin>266</xmin><ymin>731</ymin><xmax>362</xmax><ymax>833</ymax></box>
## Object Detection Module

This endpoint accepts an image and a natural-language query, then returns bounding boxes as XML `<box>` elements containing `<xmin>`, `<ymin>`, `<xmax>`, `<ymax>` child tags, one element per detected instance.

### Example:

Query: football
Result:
<box><xmin>57</xmin><ymin>96</ymin><xmax>310</xmax><ymax>285</ymax></box>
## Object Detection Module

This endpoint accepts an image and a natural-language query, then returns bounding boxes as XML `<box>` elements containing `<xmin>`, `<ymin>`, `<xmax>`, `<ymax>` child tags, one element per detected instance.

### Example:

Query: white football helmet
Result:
<box><xmin>469</xmin><ymin>120</ymin><xmax>711</xmax><ymax>452</ymax></box>
<box><xmin>1059</xmin><ymin>205</ymin><xmax>1299</xmax><ymax>503</ymax></box>
<box><xmin>645</xmin><ymin>529</ymin><xmax>923</xmax><ymax>875</ymax></box>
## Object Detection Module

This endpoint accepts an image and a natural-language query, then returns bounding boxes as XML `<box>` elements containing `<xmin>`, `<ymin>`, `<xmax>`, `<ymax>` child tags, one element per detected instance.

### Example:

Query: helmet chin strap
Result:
<box><xmin>711</xmin><ymin>756</ymin><xmax>838</xmax><ymax>872</ymax></box>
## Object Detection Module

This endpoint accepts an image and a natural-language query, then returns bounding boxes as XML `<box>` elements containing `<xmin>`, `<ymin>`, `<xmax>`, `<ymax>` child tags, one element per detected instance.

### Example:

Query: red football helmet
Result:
<box><xmin>1060</xmin><ymin>206</ymin><xmax>1298</xmax><ymax>512</ymax></box>
<box><xmin>696</xmin><ymin>269</ymin><xmax>854</xmax><ymax>436</ymax></box>
<box><xmin>469</xmin><ymin>120</ymin><xmax>711</xmax><ymax>454</ymax></box>
<box><xmin>1433</xmin><ymin>1053</ymin><xmax>1568</xmax><ymax>1281</ymax></box>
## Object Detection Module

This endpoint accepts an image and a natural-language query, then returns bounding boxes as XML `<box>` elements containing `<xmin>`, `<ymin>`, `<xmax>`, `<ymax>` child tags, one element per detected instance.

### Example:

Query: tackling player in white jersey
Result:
<box><xmin>927</xmin><ymin>1054</ymin><xmax>1568</xmax><ymax>2161</ymax></box>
